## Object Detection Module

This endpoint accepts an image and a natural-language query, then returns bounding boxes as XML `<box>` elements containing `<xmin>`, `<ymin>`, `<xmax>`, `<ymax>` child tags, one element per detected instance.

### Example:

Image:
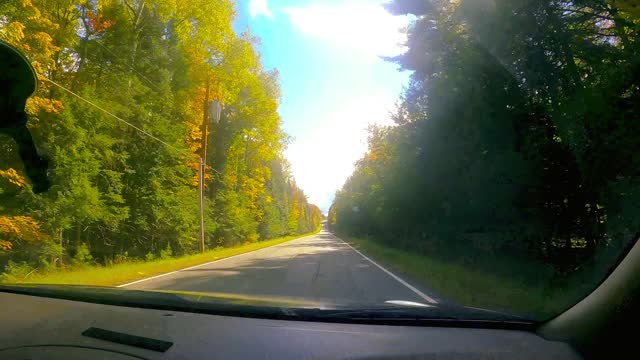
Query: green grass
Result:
<box><xmin>5</xmin><ymin>233</ymin><xmax>315</xmax><ymax>287</ymax></box>
<box><xmin>343</xmin><ymin>236</ymin><xmax>586</xmax><ymax>320</ymax></box>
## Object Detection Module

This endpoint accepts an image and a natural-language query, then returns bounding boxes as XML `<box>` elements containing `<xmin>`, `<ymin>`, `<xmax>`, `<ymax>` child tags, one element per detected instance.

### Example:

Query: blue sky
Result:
<box><xmin>234</xmin><ymin>0</ymin><xmax>410</xmax><ymax>212</ymax></box>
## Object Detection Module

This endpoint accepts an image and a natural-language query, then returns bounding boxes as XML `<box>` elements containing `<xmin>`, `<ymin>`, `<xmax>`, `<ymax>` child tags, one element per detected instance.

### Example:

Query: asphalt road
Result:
<box><xmin>124</xmin><ymin>230</ymin><xmax>437</xmax><ymax>307</ymax></box>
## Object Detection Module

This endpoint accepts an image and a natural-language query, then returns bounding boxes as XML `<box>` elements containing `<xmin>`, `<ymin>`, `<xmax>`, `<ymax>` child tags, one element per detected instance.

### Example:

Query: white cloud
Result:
<box><xmin>284</xmin><ymin>3</ymin><xmax>409</xmax><ymax>57</ymax></box>
<box><xmin>249</xmin><ymin>0</ymin><xmax>272</xmax><ymax>18</ymax></box>
<box><xmin>285</xmin><ymin>93</ymin><xmax>397</xmax><ymax>212</ymax></box>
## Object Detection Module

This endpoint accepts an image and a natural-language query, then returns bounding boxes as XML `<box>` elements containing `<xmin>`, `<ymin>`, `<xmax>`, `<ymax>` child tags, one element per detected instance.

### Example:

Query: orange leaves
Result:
<box><xmin>85</xmin><ymin>8</ymin><xmax>113</xmax><ymax>35</ymax></box>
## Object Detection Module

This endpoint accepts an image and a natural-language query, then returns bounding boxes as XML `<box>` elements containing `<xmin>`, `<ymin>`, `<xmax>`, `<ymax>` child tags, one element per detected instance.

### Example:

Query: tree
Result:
<box><xmin>0</xmin><ymin>0</ymin><xmax>321</xmax><ymax>274</ymax></box>
<box><xmin>333</xmin><ymin>0</ymin><xmax>640</xmax><ymax>274</ymax></box>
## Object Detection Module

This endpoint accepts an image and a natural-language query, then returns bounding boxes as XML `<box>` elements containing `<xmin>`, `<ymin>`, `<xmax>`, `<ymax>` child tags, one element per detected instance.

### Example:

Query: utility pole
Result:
<box><xmin>198</xmin><ymin>156</ymin><xmax>205</xmax><ymax>253</ymax></box>
<box><xmin>198</xmin><ymin>76</ymin><xmax>210</xmax><ymax>253</ymax></box>
<box><xmin>202</xmin><ymin>77</ymin><xmax>211</xmax><ymax>168</ymax></box>
<box><xmin>198</xmin><ymin>76</ymin><xmax>222</xmax><ymax>254</ymax></box>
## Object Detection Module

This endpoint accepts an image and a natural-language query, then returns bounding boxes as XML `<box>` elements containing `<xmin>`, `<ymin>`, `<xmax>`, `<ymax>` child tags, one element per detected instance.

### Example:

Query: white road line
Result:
<box><xmin>117</xmin><ymin>234</ymin><xmax>316</xmax><ymax>288</ymax></box>
<box><xmin>337</xmin><ymin>236</ymin><xmax>438</xmax><ymax>304</ymax></box>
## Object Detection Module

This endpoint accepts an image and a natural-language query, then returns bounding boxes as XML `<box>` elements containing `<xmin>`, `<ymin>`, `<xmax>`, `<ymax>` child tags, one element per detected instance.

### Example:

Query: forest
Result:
<box><xmin>0</xmin><ymin>0</ymin><xmax>321</xmax><ymax>276</ymax></box>
<box><xmin>330</xmin><ymin>0</ymin><xmax>640</xmax><ymax>301</ymax></box>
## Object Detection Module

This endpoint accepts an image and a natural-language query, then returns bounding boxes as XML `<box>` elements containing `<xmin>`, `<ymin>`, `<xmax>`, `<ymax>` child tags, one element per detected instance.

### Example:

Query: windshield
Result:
<box><xmin>1</xmin><ymin>0</ymin><xmax>639</xmax><ymax>323</ymax></box>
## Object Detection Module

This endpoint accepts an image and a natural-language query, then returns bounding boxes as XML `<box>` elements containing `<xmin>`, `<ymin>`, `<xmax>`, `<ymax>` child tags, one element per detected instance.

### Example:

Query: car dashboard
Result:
<box><xmin>0</xmin><ymin>291</ymin><xmax>580</xmax><ymax>360</ymax></box>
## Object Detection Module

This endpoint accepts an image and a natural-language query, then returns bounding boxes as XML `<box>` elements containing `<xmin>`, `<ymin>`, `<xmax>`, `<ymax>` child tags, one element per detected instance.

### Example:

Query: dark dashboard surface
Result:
<box><xmin>0</xmin><ymin>291</ymin><xmax>580</xmax><ymax>359</ymax></box>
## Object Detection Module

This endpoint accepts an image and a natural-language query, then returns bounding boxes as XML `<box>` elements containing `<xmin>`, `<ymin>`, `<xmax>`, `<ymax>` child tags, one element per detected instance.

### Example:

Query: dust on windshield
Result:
<box><xmin>1</xmin><ymin>0</ymin><xmax>639</xmax><ymax>322</ymax></box>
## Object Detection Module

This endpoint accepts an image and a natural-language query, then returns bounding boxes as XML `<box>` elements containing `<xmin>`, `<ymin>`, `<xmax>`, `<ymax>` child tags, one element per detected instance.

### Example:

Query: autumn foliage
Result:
<box><xmin>0</xmin><ymin>0</ymin><xmax>321</xmax><ymax>277</ymax></box>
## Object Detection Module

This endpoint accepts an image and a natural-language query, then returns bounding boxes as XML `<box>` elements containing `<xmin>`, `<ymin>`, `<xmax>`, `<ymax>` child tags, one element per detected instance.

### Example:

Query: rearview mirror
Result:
<box><xmin>0</xmin><ymin>41</ymin><xmax>50</xmax><ymax>193</ymax></box>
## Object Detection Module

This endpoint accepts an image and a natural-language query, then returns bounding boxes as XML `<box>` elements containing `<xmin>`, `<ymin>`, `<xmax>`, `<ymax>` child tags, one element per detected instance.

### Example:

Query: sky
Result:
<box><xmin>234</xmin><ymin>0</ymin><xmax>411</xmax><ymax>213</ymax></box>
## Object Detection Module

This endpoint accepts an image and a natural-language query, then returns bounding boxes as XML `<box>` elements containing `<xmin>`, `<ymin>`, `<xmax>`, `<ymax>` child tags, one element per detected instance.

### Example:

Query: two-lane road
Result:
<box><xmin>123</xmin><ymin>231</ymin><xmax>436</xmax><ymax>306</ymax></box>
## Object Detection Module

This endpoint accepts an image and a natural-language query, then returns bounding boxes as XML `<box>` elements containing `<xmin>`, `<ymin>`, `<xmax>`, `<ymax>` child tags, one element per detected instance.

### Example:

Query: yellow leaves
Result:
<box><xmin>223</xmin><ymin>173</ymin><xmax>238</xmax><ymax>188</ymax></box>
<box><xmin>31</xmin><ymin>31</ymin><xmax>56</xmax><ymax>50</ymax></box>
<box><xmin>365</xmin><ymin>151</ymin><xmax>380</xmax><ymax>162</ymax></box>
<box><xmin>31</xmin><ymin>60</ymin><xmax>45</xmax><ymax>75</ymax></box>
<box><xmin>26</xmin><ymin>96</ymin><xmax>64</xmax><ymax>115</ymax></box>
<box><xmin>0</xmin><ymin>0</ymin><xmax>62</xmax><ymax>83</ymax></box>
<box><xmin>0</xmin><ymin>168</ymin><xmax>27</xmax><ymax>188</ymax></box>
<box><xmin>0</xmin><ymin>216</ymin><xmax>39</xmax><ymax>236</ymax></box>
<box><xmin>0</xmin><ymin>21</ymin><xmax>27</xmax><ymax>45</ymax></box>
<box><xmin>25</xmin><ymin>2</ymin><xmax>59</xmax><ymax>31</ymax></box>
<box><xmin>183</xmin><ymin>87</ymin><xmax>211</xmax><ymax>186</ymax></box>
<box><xmin>186</xmin><ymin>122</ymin><xmax>203</xmax><ymax>153</ymax></box>
<box><xmin>0</xmin><ymin>240</ymin><xmax>12</xmax><ymax>251</ymax></box>
<box><xmin>0</xmin><ymin>217</ymin><xmax>22</xmax><ymax>237</ymax></box>
<box><xmin>167</xmin><ymin>0</ymin><xmax>235</xmax><ymax>52</ymax></box>
<box><xmin>241</xmin><ymin>177</ymin><xmax>264</xmax><ymax>210</ymax></box>
<box><xmin>185</xmin><ymin>87</ymin><xmax>205</xmax><ymax>145</ymax></box>
<box><xmin>0</xmin><ymin>215</ymin><xmax>49</xmax><ymax>252</ymax></box>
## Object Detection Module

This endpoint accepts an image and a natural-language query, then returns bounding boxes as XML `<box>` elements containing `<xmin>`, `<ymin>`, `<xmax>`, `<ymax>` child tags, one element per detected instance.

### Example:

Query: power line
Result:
<box><xmin>94</xmin><ymin>41</ymin><xmax>165</xmax><ymax>94</ymax></box>
<box><xmin>44</xmin><ymin>76</ymin><xmax>178</xmax><ymax>149</ymax></box>
<box><xmin>42</xmin><ymin>76</ymin><xmax>224</xmax><ymax>177</ymax></box>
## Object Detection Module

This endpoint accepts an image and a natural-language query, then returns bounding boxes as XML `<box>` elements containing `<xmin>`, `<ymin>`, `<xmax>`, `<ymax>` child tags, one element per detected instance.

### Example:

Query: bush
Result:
<box><xmin>72</xmin><ymin>243</ymin><xmax>93</xmax><ymax>266</ymax></box>
<box><xmin>160</xmin><ymin>243</ymin><xmax>173</xmax><ymax>259</ymax></box>
<box><xmin>38</xmin><ymin>241</ymin><xmax>64</xmax><ymax>271</ymax></box>
<box><xmin>145</xmin><ymin>252</ymin><xmax>156</xmax><ymax>261</ymax></box>
<box><xmin>114</xmin><ymin>251</ymin><xmax>129</xmax><ymax>264</ymax></box>
<box><xmin>1</xmin><ymin>261</ymin><xmax>36</xmax><ymax>282</ymax></box>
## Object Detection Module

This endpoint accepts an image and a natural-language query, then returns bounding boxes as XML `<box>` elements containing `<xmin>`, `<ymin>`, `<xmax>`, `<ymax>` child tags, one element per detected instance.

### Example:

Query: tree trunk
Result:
<box><xmin>58</xmin><ymin>228</ymin><xmax>64</xmax><ymax>267</ymax></box>
<box><xmin>127</xmin><ymin>0</ymin><xmax>146</xmax><ymax>89</ymax></box>
<box><xmin>76</xmin><ymin>223</ymin><xmax>82</xmax><ymax>252</ymax></box>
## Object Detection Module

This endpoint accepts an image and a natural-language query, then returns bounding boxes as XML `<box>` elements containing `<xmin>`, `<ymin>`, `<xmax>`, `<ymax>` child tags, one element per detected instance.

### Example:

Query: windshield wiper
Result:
<box><xmin>294</xmin><ymin>305</ymin><xmax>535</xmax><ymax>330</ymax></box>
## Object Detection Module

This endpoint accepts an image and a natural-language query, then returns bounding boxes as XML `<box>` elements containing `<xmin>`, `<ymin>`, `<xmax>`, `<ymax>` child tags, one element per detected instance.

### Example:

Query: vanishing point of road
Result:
<box><xmin>123</xmin><ymin>229</ymin><xmax>437</xmax><ymax>306</ymax></box>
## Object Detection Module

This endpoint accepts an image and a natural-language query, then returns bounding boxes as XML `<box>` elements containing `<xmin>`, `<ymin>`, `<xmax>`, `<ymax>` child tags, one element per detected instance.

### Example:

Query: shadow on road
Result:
<box><xmin>134</xmin><ymin>232</ymin><xmax>430</xmax><ymax>306</ymax></box>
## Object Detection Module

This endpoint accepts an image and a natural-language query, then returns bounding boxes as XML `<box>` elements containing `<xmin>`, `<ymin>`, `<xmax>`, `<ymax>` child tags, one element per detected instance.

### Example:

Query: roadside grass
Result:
<box><xmin>4</xmin><ymin>233</ymin><xmax>316</xmax><ymax>287</ymax></box>
<box><xmin>343</xmin><ymin>235</ymin><xmax>589</xmax><ymax>320</ymax></box>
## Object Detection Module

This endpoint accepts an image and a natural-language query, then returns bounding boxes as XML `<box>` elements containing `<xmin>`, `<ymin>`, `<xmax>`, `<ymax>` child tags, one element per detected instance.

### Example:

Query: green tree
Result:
<box><xmin>0</xmin><ymin>0</ymin><xmax>321</xmax><ymax>274</ymax></box>
<box><xmin>334</xmin><ymin>0</ymin><xmax>640</xmax><ymax>274</ymax></box>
